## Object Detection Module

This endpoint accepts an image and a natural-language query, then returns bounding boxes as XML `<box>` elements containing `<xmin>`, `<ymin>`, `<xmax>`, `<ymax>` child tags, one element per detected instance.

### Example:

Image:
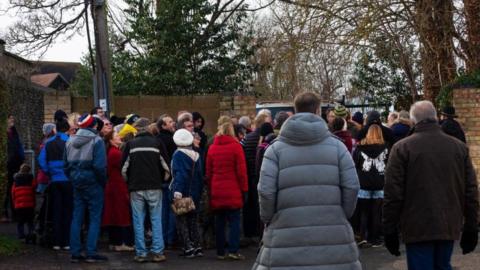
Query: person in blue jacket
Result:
<box><xmin>64</xmin><ymin>114</ymin><xmax>108</xmax><ymax>263</ymax></box>
<box><xmin>170</xmin><ymin>129</ymin><xmax>204</xmax><ymax>258</ymax></box>
<box><xmin>38</xmin><ymin>118</ymin><xmax>72</xmax><ymax>250</ymax></box>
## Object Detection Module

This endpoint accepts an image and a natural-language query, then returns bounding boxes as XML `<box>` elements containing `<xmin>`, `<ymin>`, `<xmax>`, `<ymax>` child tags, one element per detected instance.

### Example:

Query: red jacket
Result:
<box><xmin>206</xmin><ymin>135</ymin><xmax>248</xmax><ymax>210</ymax></box>
<box><xmin>11</xmin><ymin>173</ymin><xmax>36</xmax><ymax>209</ymax></box>
<box><xmin>102</xmin><ymin>146</ymin><xmax>131</xmax><ymax>226</ymax></box>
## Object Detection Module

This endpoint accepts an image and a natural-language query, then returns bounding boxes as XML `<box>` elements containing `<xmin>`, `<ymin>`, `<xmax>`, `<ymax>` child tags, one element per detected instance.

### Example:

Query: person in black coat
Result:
<box><xmin>356</xmin><ymin>111</ymin><xmax>395</xmax><ymax>149</ymax></box>
<box><xmin>3</xmin><ymin>115</ymin><xmax>25</xmax><ymax>222</ymax></box>
<box><xmin>439</xmin><ymin>106</ymin><xmax>466</xmax><ymax>143</ymax></box>
<box><xmin>156</xmin><ymin>114</ymin><xmax>177</xmax><ymax>248</ymax></box>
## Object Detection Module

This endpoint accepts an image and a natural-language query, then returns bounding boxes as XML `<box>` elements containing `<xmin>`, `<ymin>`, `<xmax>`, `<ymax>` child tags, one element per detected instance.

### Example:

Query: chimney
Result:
<box><xmin>0</xmin><ymin>39</ymin><xmax>5</xmax><ymax>54</ymax></box>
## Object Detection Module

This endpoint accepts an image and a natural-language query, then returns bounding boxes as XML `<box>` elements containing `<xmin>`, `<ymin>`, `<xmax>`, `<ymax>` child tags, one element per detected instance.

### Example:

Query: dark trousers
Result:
<box><xmin>406</xmin><ymin>240</ymin><xmax>454</xmax><ymax>270</ymax></box>
<box><xmin>215</xmin><ymin>209</ymin><xmax>240</xmax><ymax>256</ymax></box>
<box><xmin>176</xmin><ymin>212</ymin><xmax>201</xmax><ymax>252</ymax></box>
<box><xmin>357</xmin><ymin>198</ymin><xmax>383</xmax><ymax>243</ymax></box>
<box><xmin>107</xmin><ymin>226</ymin><xmax>134</xmax><ymax>246</ymax></box>
<box><xmin>16</xmin><ymin>208</ymin><xmax>34</xmax><ymax>238</ymax></box>
<box><xmin>162</xmin><ymin>187</ymin><xmax>176</xmax><ymax>246</ymax></box>
<box><xmin>3</xmin><ymin>170</ymin><xmax>16</xmax><ymax>219</ymax></box>
<box><xmin>51</xmin><ymin>181</ymin><xmax>73</xmax><ymax>247</ymax></box>
<box><xmin>243</xmin><ymin>179</ymin><xmax>260</xmax><ymax>237</ymax></box>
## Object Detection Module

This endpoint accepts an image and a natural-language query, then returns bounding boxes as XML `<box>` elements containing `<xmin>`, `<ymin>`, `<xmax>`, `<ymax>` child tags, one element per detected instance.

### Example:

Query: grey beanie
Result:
<box><xmin>42</xmin><ymin>123</ymin><xmax>56</xmax><ymax>136</ymax></box>
<box><xmin>133</xmin><ymin>117</ymin><xmax>151</xmax><ymax>132</ymax></box>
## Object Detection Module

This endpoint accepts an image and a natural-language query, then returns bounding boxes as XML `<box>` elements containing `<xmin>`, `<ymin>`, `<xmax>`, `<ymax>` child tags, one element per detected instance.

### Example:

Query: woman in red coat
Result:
<box><xmin>206</xmin><ymin>116</ymin><xmax>248</xmax><ymax>260</ymax></box>
<box><xmin>102</xmin><ymin>131</ymin><xmax>134</xmax><ymax>251</ymax></box>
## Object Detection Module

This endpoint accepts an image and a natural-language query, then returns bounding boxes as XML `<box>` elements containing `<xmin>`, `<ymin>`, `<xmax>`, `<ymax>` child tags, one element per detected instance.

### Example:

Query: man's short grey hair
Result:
<box><xmin>133</xmin><ymin>118</ymin><xmax>151</xmax><ymax>132</ymax></box>
<box><xmin>239</xmin><ymin>116</ymin><xmax>251</xmax><ymax>128</ymax></box>
<box><xmin>410</xmin><ymin>101</ymin><xmax>438</xmax><ymax>124</ymax></box>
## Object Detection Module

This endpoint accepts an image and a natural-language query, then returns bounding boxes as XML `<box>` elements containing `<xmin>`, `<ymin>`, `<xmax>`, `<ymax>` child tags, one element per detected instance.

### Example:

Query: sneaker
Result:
<box><xmin>134</xmin><ymin>255</ymin><xmax>148</xmax><ymax>263</ymax></box>
<box><xmin>63</xmin><ymin>246</ymin><xmax>70</xmax><ymax>251</ymax></box>
<box><xmin>85</xmin><ymin>254</ymin><xmax>108</xmax><ymax>263</ymax></box>
<box><xmin>194</xmin><ymin>248</ymin><xmax>204</xmax><ymax>257</ymax></box>
<box><xmin>71</xmin><ymin>255</ymin><xmax>86</xmax><ymax>263</ymax></box>
<box><xmin>358</xmin><ymin>240</ymin><xmax>372</xmax><ymax>248</ymax></box>
<box><xmin>216</xmin><ymin>255</ymin><xmax>226</xmax><ymax>260</ymax></box>
<box><xmin>227</xmin><ymin>253</ymin><xmax>245</xmax><ymax>260</ymax></box>
<box><xmin>371</xmin><ymin>241</ymin><xmax>384</xmax><ymax>248</ymax></box>
<box><xmin>152</xmin><ymin>253</ymin><xmax>166</xmax><ymax>262</ymax></box>
<box><xmin>52</xmin><ymin>246</ymin><xmax>61</xmax><ymax>251</ymax></box>
<box><xmin>115</xmin><ymin>244</ymin><xmax>135</xmax><ymax>252</ymax></box>
<box><xmin>183</xmin><ymin>248</ymin><xmax>195</xmax><ymax>259</ymax></box>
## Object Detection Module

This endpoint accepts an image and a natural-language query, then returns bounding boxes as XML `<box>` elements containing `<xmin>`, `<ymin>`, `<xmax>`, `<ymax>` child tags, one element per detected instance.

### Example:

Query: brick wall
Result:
<box><xmin>219</xmin><ymin>95</ymin><xmax>257</xmax><ymax>119</ymax></box>
<box><xmin>453</xmin><ymin>88</ymin><xmax>480</xmax><ymax>177</ymax></box>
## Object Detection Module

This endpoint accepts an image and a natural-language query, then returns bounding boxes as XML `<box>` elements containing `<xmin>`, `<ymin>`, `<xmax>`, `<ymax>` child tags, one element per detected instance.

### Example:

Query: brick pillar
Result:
<box><xmin>453</xmin><ymin>88</ymin><xmax>480</xmax><ymax>177</ymax></box>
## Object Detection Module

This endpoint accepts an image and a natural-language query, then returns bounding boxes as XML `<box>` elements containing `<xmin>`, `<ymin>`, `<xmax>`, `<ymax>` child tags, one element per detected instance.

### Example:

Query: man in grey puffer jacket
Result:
<box><xmin>253</xmin><ymin>92</ymin><xmax>361</xmax><ymax>270</ymax></box>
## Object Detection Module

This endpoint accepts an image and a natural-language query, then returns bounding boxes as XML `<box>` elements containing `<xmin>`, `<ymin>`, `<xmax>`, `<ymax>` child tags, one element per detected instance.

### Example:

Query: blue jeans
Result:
<box><xmin>215</xmin><ymin>209</ymin><xmax>241</xmax><ymax>256</ymax></box>
<box><xmin>406</xmin><ymin>240</ymin><xmax>454</xmax><ymax>270</ymax></box>
<box><xmin>70</xmin><ymin>184</ymin><xmax>104</xmax><ymax>257</ymax></box>
<box><xmin>162</xmin><ymin>186</ymin><xmax>176</xmax><ymax>246</ymax></box>
<box><xmin>130</xmin><ymin>190</ymin><xmax>164</xmax><ymax>256</ymax></box>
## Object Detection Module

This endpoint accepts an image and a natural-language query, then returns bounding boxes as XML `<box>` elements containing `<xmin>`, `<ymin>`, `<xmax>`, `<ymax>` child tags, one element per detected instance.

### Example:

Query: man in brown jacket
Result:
<box><xmin>383</xmin><ymin>100</ymin><xmax>479</xmax><ymax>270</ymax></box>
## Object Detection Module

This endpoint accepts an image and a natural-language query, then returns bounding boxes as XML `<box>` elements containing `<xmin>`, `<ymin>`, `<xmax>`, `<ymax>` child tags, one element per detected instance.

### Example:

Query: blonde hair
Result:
<box><xmin>68</xmin><ymin>112</ymin><xmax>80</xmax><ymax>128</ymax></box>
<box><xmin>217</xmin><ymin>116</ymin><xmax>235</xmax><ymax>137</ymax></box>
<box><xmin>254</xmin><ymin>114</ymin><xmax>269</xmax><ymax>129</ymax></box>
<box><xmin>360</xmin><ymin>124</ymin><xmax>384</xmax><ymax>145</ymax></box>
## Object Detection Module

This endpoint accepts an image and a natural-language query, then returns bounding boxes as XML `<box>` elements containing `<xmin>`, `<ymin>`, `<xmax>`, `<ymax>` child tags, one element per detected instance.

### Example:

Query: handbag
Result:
<box><xmin>171</xmin><ymin>158</ymin><xmax>196</xmax><ymax>215</ymax></box>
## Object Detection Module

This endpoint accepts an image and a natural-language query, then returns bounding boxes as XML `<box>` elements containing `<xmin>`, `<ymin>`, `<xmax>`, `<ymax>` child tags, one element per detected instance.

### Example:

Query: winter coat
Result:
<box><xmin>157</xmin><ymin>129</ymin><xmax>176</xmax><ymax>161</ymax></box>
<box><xmin>391</xmin><ymin>121</ymin><xmax>411</xmax><ymax>143</ymax></box>
<box><xmin>333</xmin><ymin>130</ymin><xmax>353</xmax><ymax>153</ymax></box>
<box><xmin>206</xmin><ymin>135</ymin><xmax>248</xmax><ymax>210</ymax></box>
<box><xmin>11</xmin><ymin>173</ymin><xmax>36</xmax><ymax>209</ymax></box>
<box><xmin>440</xmin><ymin>118</ymin><xmax>466</xmax><ymax>143</ymax></box>
<box><xmin>121</xmin><ymin>131</ymin><xmax>170</xmax><ymax>192</ymax></box>
<box><xmin>7</xmin><ymin>126</ymin><xmax>24</xmax><ymax>172</ymax></box>
<box><xmin>38</xmin><ymin>132</ymin><xmax>69</xmax><ymax>182</ymax></box>
<box><xmin>383</xmin><ymin>121</ymin><xmax>479</xmax><ymax>244</ymax></box>
<box><xmin>255</xmin><ymin>133</ymin><xmax>277</xmax><ymax>179</ymax></box>
<box><xmin>102</xmin><ymin>146</ymin><xmax>131</xmax><ymax>227</ymax></box>
<box><xmin>35</xmin><ymin>141</ymin><xmax>50</xmax><ymax>193</ymax></box>
<box><xmin>253</xmin><ymin>113</ymin><xmax>361</xmax><ymax>270</ymax></box>
<box><xmin>64</xmin><ymin>128</ymin><xmax>107</xmax><ymax>189</ymax></box>
<box><xmin>170</xmin><ymin>149</ymin><xmax>204</xmax><ymax>209</ymax></box>
<box><xmin>353</xmin><ymin>144</ymin><xmax>388</xmax><ymax>190</ymax></box>
<box><xmin>241</xmin><ymin>129</ymin><xmax>261</xmax><ymax>182</ymax></box>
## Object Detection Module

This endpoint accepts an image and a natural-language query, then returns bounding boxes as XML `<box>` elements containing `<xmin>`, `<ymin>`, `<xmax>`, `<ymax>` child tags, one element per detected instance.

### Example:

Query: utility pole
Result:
<box><xmin>92</xmin><ymin>0</ymin><xmax>114</xmax><ymax>116</ymax></box>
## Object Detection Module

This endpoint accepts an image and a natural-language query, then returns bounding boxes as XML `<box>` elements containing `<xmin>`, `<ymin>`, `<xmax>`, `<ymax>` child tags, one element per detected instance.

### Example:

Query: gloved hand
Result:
<box><xmin>384</xmin><ymin>232</ymin><xmax>401</xmax><ymax>256</ymax></box>
<box><xmin>243</xmin><ymin>192</ymin><xmax>248</xmax><ymax>203</ymax></box>
<box><xmin>460</xmin><ymin>229</ymin><xmax>478</xmax><ymax>255</ymax></box>
<box><xmin>174</xmin><ymin>192</ymin><xmax>183</xmax><ymax>199</ymax></box>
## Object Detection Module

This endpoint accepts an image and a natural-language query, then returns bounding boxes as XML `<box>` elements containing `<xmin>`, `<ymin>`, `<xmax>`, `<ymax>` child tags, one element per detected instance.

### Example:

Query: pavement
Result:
<box><xmin>1</xmin><ymin>223</ymin><xmax>480</xmax><ymax>270</ymax></box>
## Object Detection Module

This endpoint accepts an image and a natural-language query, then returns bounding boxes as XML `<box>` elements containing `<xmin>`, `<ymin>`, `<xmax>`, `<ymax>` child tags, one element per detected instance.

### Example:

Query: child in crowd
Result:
<box><xmin>12</xmin><ymin>164</ymin><xmax>37</xmax><ymax>244</ymax></box>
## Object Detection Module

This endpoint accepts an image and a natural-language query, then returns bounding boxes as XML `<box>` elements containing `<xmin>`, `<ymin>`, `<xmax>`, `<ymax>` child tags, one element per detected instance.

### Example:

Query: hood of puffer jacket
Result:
<box><xmin>70</xmin><ymin>128</ymin><xmax>98</xmax><ymax>149</ymax></box>
<box><xmin>278</xmin><ymin>113</ymin><xmax>330</xmax><ymax>145</ymax></box>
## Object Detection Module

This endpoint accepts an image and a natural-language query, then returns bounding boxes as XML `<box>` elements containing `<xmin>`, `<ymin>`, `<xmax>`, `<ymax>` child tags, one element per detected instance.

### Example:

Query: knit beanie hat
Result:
<box><xmin>42</xmin><ymin>123</ymin><xmax>56</xmax><ymax>136</ymax></box>
<box><xmin>173</xmin><ymin>129</ymin><xmax>194</xmax><ymax>147</ymax></box>
<box><xmin>125</xmin><ymin>114</ymin><xmax>140</xmax><ymax>125</ymax></box>
<box><xmin>366</xmin><ymin>111</ymin><xmax>381</xmax><ymax>125</ymax></box>
<box><xmin>352</xmin><ymin>111</ymin><xmax>364</xmax><ymax>125</ymax></box>
<box><xmin>259</xmin><ymin>122</ymin><xmax>274</xmax><ymax>137</ymax></box>
<box><xmin>334</xmin><ymin>105</ymin><xmax>348</xmax><ymax>118</ymax></box>
<box><xmin>54</xmin><ymin>110</ymin><xmax>68</xmax><ymax>122</ymax></box>
<box><xmin>78</xmin><ymin>113</ymin><xmax>97</xmax><ymax>129</ymax></box>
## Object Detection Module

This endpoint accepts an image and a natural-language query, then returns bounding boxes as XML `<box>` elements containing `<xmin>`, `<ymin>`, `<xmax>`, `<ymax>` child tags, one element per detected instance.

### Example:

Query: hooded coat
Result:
<box><xmin>353</xmin><ymin>144</ymin><xmax>388</xmax><ymax>190</ymax></box>
<box><xmin>64</xmin><ymin>128</ymin><xmax>107</xmax><ymax>189</ymax></box>
<box><xmin>253</xmin><ymin>113</ymin><xmax>361</xmax><ymax>270</ymax></box>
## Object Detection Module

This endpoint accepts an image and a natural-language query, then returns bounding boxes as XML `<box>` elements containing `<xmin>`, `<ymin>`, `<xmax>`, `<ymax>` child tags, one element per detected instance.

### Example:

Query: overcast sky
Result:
<box><xmin>0</xmin><ymin>0</ymin><xmax>266</xmax><ymax>63</ymax></box>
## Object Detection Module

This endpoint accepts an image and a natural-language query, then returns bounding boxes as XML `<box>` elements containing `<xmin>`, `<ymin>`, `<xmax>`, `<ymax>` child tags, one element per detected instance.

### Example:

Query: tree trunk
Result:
<box><xmin>415</xmin><ymin>0</ymin><xmax>456</xmax><ymax>101</ymax></box>
<box><xmin>464</xmin><ymin>0</ymin><xmax>480</xmax><ymax>72</ymax></box>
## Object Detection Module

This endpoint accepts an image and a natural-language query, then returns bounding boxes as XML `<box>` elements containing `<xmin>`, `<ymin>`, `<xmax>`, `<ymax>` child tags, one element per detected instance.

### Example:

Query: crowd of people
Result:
<box><xmin>2</xmin><ymin>93</ymin><xmax>478</xmax><ymax>269</ymax></box>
